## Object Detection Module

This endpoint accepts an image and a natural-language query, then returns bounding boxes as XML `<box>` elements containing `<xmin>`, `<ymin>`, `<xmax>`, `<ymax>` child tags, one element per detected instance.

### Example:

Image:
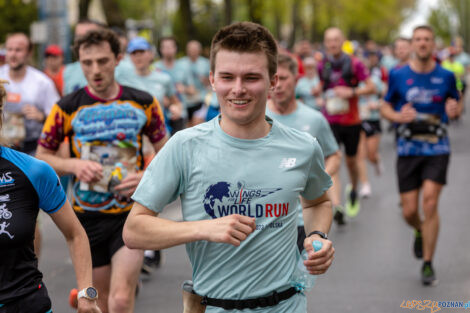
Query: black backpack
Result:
<box><xmin>320</xmin><ymin>54</ymin><xmax>359</xmax><ymax>91</ymax></box>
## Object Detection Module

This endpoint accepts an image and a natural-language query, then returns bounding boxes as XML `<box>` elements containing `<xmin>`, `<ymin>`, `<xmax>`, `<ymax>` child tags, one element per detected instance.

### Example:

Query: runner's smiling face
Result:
<box><xmin>79</xmin><ymin>41</ymin><xmax>120</xmax><ymax>95</ymax></box>
<box><xmin>210</xmin><ymin>49</ymin><xmax>277</xmax><ymax>127</ymax></box>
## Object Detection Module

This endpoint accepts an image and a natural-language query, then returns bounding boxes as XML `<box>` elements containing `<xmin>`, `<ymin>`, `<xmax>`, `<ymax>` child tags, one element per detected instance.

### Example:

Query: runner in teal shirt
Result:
<box><xmin>295</xmin><ymin>57</ymin><xmax>322</xmax><ymax>110</ymax></box>
<box><xmin>267</xmin><ymin>54</ymin><xmax>340</xmax><ymax>251</ymax></box>
<box><xmin>125</xmin><ymin>22</ymin><xmax>335</xmax><ymax>312</ymax></box>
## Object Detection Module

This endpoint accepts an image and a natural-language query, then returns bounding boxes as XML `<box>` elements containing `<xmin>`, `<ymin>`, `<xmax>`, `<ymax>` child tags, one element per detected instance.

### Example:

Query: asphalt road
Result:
<box><xmin>40</xmin><ymin>107</ymin><xmax>470</xmax><ymax>313</ymax></box>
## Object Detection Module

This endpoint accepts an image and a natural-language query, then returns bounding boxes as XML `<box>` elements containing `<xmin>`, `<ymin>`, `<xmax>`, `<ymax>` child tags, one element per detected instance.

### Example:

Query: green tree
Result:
<box><xmin>428</xmin><ymin>7</ymin><xmax>453</xmax><ymax>45</ymax></box>
<box><xmin>0</xmin><ymin>0</ymin><xmax>37</xmax><ymax>43</ymax></box>
<box><xmin>446</xmin><ymin>0</ymin><xmax>470</xmax><ymax>51</ymax></box>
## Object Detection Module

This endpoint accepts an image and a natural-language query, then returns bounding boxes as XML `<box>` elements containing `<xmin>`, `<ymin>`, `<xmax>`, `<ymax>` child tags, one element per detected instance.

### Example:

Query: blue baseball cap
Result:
<box><xmin>127</xmin><ymin>37</ymin><xmax>151</xmax><ymax>53</ymax></box>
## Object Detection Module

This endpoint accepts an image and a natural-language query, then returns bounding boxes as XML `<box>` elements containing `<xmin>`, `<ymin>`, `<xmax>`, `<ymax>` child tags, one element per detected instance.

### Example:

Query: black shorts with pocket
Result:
<box><xmin>77</xmin><ymin>212</ymin><xmax>128</xmax><ymax>268</ymax></box>
<box><xmin>361</xmin><ymin>120</ymin><xmax>382</xmax><ymax>137</ymax></box>
<box><xmin>0</xmin><ymin>282</ymin><xmax>52</xmax><ymax>313</ymax></box>
<box><xmin>330</xmin><ymin>124</ymin><xmax>362</xmax><ymax>157</ymax></box>
<box><xmin>396</xmin><ymin>154</ymin><xmax>450</xmax><ymax>193</ymax></box>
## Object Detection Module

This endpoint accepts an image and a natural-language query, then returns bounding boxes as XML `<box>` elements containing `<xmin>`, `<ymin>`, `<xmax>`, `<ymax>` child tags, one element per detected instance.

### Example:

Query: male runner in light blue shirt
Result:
<box><xmin>124</xmin><ymin>22</ymin><xmax>335</xmax><ymax>313</ymax></box>
<box><xmin>267</xmin><ymin>54</ymin><xmax>340</xmax><ymax>252</ymax></box>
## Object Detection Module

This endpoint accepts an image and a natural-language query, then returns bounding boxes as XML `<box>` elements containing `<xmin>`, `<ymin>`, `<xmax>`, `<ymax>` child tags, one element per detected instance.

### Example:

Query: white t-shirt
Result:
<box><xmin>0</xmin><ymin>65</ymin><xmax>59</xmax><ymax>144</ymax></box>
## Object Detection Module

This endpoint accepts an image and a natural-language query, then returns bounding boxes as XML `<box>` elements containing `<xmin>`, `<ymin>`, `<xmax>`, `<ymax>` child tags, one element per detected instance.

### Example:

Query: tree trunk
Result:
<box><xmin>288</xmin><ymin>0</ymin><xmax>300</xmax><ymax>49</ymax></box>
<box><xmin>180</xmin><ymin>0</ymin><xmax>196</xmax><ymax>42</ymax></box>
<box><xmin>274</xmin><ymin>5</ymin><xmax>281</xmax><ymax>40</ymax></box>
<box><xmin>78</xmin><ymin>0</ymin><xmax>91</xmax><ymax>20</ymax></box>
<box><xmin>224</xmin><ymin>0</ymin><xmax>232</xmax><ymax>25</ymax></box>
<box><xmin>101</xmin><ymin>0</ymin><xmax>125</xmax><ymax>27</ymax></box>
<box><xmin>247</xmin><ymin>0</ymin><xmax>262</xmax><ymax>24</ymax></box>
<box><xmin>310</xmin><ymin>0</ymin><xmax>318</xmax><ymax>42</ymax></box>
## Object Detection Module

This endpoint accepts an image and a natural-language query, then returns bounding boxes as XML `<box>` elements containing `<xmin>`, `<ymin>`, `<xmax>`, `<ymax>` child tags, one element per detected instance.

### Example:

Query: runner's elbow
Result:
<box><xmin>122</xmin><ymin>219</ymin><xmax>142</xmax><ymax>249</ymax></box>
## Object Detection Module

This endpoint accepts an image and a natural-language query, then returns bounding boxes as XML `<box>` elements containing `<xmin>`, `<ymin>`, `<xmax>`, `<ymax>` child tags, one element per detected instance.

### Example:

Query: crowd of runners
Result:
<box><xmin>0</xmin><ymin>18</ymin><xmax>467</xmax><ymax>312</ymax></box>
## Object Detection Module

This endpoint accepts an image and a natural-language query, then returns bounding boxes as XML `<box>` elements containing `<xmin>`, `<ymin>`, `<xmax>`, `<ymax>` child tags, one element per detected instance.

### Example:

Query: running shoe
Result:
<box><xmin>333</xmin><ymin>206</ymin><xmax>346</xmax><ymax>225</ymax></box>
<box><xmin>141</xmin><ymin>250</ymin><xmax>163</xmax><ymax>274</ymax></box>
<box><xmin>413</xmin><ymin>229</ymin><xmax>423</xmax><ymax>259</ymax></box>
<box><xmin>421</xmin><ymin>262</ymin><xmax>438</xmax><ymax>286</ymax></box>
<box><xmin>344</xmin><ymin>184</ymin><xmax>360</xmax><ymax>217</ymax></box>
<box><xmin>359</xmin><ymin>182</ymin><xmax>371</xmax><ymax>198</ymax></box>
<box><xmin>141</xmin><ymin>256</ymin><xmax>155</xmax><ymax>275</ymax></box>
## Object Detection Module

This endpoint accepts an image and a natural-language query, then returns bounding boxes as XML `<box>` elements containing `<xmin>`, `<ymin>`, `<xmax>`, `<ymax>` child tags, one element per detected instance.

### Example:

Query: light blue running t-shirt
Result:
<box><xmin>177</xmin><ymin>56</ymin><xmax>210</xmax><ymax>106</ymax></box>
<box><xmin>132</xmin><ymin>116</ymin><xmax>332</xmax><ymax>313</ymax></box>
<box><xmin>295</xmin><ymin>76</ymin><xmax>321</xmax><ymax>110</ymax></box>
<box><xmin>266</xmin><ymin>101</ymin><xmax>338</xmax><ymax>227</ymax></box>
<box><xmin>63</xmin><ymin>61</ymin><xmax>87</xmax><ymax>95</ymax></box>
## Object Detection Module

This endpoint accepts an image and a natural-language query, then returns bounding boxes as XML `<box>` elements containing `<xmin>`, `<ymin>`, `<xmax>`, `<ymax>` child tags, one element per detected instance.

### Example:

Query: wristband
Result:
<box><xmin>307</xmin><ymin>230</ymin><xmax>328</xmax><ymax>240</ymax></box>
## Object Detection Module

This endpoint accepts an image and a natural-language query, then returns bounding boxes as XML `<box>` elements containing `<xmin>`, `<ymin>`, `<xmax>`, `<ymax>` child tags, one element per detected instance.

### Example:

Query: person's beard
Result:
<box><xmin>11</xmin><ymin>61</ymin><xmax>26</xmax><ymax>72</ymax></box>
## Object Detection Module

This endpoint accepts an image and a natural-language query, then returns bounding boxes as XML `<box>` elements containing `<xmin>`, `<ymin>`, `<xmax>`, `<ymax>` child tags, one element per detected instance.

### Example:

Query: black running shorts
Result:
<box><xmin>396</xmin><ymin>154</ymin><xmax>450</xmax><ymax>193</ymax></box>
<box><xmin>330</xmin><ymin>124</ymin><xmax>362</xmax><ymax>157</ymax></box>
<box><xmin>361</xmin><ymin>120</ymin><xmax>382</xmax><ymax>137</ymax></box>
<box><xmin>0</xmin><ymin>282</ymin><xmax>51</xmax><ymax>313</ymax></box>
<box><xmin>77</xmin><ymin>212</ymin><xmax>128</xmax><ymax>268</ymax></box>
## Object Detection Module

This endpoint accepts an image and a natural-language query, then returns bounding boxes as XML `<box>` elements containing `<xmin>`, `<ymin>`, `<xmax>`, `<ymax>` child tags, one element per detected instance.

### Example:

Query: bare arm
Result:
<box><xmin>35</xmin><ymin>145</ymin><xmax>103</xmax><ymax>182</ymax></box>
<box><xmin>355</xmin><ymin>77</ymin><xmax>376</xmax><ymax>96</ymax></box>
<box><xmin>123</xmin><ymin>202</ymin><xmax>256</xmax><ymax>251</ymax></box>
<box><xmin>49</xmin><ymin>202</ymin><xmax>101</xmax><ymax>313</ymax></box>
<box><xmin>333</xmin><ymin>77</ymin><xmax>376</xmax><ymax>99</ymax></box>
<box><xmin>168</xmin><ymin>95</ymin><xmax>184</xmax><ymax>120</ymax></box>
<box><xmin>324</xmin><ymin>150</ymin><xmax>341</xmax><ymax>176</ymax></box>
<box><xmin>301</xmin><ymin>192</ymin><xmax>334</xmax><ymax>275</ymax></box>
<box><xmin>380</xmin><ymin>100</ymin><xmax>416</xmax><ymax>123</ymax></box>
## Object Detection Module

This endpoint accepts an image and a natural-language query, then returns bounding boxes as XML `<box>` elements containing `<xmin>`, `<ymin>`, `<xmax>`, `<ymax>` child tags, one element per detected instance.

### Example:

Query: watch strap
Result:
<box><xmin>307</xmin><ymin>230</ymin><xmax>328</xmax><ymax>239</ymax></box>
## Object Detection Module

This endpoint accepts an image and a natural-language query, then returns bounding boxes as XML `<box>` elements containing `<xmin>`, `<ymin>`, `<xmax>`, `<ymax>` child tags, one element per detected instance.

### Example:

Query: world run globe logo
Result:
<box><xmin>203</xmin><ymin>181</ymin><xmax>285</xmax><ymax>219</ymax></box>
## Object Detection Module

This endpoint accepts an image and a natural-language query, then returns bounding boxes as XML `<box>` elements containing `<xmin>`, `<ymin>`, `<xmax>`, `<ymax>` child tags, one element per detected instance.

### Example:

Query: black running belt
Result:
<box><xmin>201</xmin><ymin>287</ymin><xmax>298</xmax><ymax>310</ymax></box>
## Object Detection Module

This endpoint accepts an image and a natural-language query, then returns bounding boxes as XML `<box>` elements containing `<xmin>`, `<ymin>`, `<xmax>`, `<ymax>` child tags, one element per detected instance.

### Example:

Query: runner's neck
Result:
<box><xmin>87</xmin><ymin>81</ymin><xmax>120</xmax><ymax>101</ymax></box>
<box><xmin>410</xmin><ymin>58</ymin><xmax>436</xmax><ymax>74</ymax></box>
<box><xmin>219</xmin><ymin>113</ymin><xmax>271</xmax><ymax>140</ymax></box>
<box><xmin>8</xmin><ymin>65</ymin><xmax>27</xmax><ymax>82</ymax></box>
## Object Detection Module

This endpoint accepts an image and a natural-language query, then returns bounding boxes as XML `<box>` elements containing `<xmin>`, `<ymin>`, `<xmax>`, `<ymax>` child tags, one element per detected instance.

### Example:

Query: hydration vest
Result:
<box><xmin>320</xmin><ymin>54</ymin><xmax>359</xmax><ymax>91</ymax></box>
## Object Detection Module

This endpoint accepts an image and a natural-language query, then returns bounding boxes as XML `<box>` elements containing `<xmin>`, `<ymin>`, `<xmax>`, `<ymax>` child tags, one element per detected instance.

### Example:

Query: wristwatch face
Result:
<box><xmin>86</xmin><ymin>287</ymin><xmax>98</xmax><ymax>299</ymax></box>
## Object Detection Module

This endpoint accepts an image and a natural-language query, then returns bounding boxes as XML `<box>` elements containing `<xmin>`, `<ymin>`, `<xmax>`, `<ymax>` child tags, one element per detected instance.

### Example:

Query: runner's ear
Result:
<box><xmin>209</xmin><ymin>72</ymin><xmax>216</xmax><ymax>91</ymax></box>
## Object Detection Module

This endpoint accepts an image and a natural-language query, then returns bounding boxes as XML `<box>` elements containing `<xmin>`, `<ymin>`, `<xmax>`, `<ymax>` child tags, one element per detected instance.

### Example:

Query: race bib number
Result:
<box><xmin>6</xmin><ymin>93</ymin><xmax>21</xmax><ymax>103</ymax></box>
<box><xmin>80</xmin><ymin>142</ymin><xmax>137</xmax><ymax>193</ymax></box>
<box><xmin>326</xmin><ymin>96</ymin><xmax>349</xmax><ymax>115</ymax></box>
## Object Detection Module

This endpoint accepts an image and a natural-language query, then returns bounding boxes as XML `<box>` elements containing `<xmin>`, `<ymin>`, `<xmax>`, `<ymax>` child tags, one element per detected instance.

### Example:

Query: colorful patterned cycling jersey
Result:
<box><xmin>384</xmin><ymin>64</ymin><xmax>459</xmax><ymax>156</ymax></box>
<box><xmin>38</xmin><ymin>85</ymin><xmax>166</xmax><ymax>214</ymax></box>
<box><xmin>0</xmin><ymin>146</ymin><xmax>66</xmax><ymax>304</ymax></box>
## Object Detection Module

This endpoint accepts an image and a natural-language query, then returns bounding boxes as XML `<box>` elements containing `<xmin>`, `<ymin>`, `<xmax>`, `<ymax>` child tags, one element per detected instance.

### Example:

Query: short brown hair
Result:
<box><xmin>73</xmin><ymin>29</ymin><xmax>121</xmax><ymax>59</ymax></box>
<box><xmin>277</xmin><ymin>54</ymin><xmax>298</xmax><ymax>76</ymax></box>
<box><xmin>413</xmin><ymin>25</ymin><xmax>435</xmax><ymax>39</ymax></box>
<box><xmin>210</xmin><ymin>22</ymin><xmax>278</xmax><ymax>78</ymax></box>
